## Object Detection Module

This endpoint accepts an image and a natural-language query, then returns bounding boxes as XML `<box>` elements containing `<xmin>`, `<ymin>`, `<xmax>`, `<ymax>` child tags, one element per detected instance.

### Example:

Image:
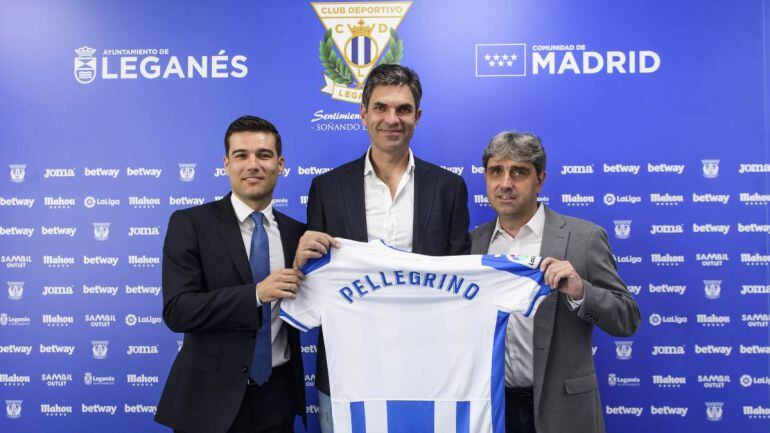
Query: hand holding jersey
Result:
<box><xmin>280</xmin><ymin>239</ymin><xmax>550</xmax><ymax>433</ymax></box>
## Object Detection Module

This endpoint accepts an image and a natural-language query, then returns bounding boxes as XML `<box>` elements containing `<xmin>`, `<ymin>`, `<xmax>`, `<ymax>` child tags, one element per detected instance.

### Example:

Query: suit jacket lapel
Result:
<box><xmin>471</xmin><ymin>220</ymin><xmax>496</xmax><ymax>254</ymax></box>
<box><xmin>215</xmin><ymin>193</ymin><xmax>252</xmax><ymax>284</ymax></box>
<box><xmin>273</xmin><ymin>209</ymin><xmax>297</xmax><ymax>268</ymax></box>
<box><xmin>533</xmin><ymin>205</ymin><xmax>569</xmax><ymax>407</ymax></box>
<box><xmin>412</xmin><ymin>158</ymin><xmax>436</xmax><ymax>252</ymax></box>
<box><xmin>342</xmin><ymin>155</ymin><xmax>368</xmax><ymax>242</ymax></box>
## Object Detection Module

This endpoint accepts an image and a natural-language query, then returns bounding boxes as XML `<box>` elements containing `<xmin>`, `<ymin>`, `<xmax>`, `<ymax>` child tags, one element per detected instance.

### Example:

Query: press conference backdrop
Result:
<box><xmin>1</xmin><ymin>0</ymin><xmax>769</xmax><ymax>432</ymax></box>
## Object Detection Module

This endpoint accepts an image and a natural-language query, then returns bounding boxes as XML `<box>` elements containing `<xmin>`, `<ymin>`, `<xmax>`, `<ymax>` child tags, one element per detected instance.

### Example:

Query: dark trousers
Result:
<box><xmin>175</xmin><ymin>363</ymin><xmax>295</xmax><ymax>433</ymax></box>
<box><xmin>505</xmin><ymin>386</ymin><xmax>536</xmax><ymax>433</ymax></box>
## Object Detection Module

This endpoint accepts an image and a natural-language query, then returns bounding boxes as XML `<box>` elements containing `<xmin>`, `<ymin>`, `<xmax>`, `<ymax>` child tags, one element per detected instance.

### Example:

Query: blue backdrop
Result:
<box><xmin>1</xmin><ymin>0</ymin><xmax>769</xmax><ymax>432</ymax></box>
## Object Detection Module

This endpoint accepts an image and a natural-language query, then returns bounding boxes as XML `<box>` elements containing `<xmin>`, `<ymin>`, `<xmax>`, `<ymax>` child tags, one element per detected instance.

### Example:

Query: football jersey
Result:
<box><xmin>280</xmin><ymin>239</ymin><xmax>550</xmax><ymax>433</ymax></box>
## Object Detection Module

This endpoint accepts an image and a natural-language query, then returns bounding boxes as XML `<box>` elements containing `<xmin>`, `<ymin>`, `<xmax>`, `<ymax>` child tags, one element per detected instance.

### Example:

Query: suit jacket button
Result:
<box><xmin>241</xmin><ymin>366</ymin><xmax>248</xmax><ymax>373</ymax></box>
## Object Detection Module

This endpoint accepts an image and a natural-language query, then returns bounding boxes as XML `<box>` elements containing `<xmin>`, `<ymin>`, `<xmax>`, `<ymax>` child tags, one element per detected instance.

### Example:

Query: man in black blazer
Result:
<box><xmin>295</xmin><ymin>64</ymin><xmax>471</xmax><ymax>432</ymax></box>
<box><xmin>156</xmin><ymin>116</ymin><xmax>306</xmax><ymax>433</ymax></box>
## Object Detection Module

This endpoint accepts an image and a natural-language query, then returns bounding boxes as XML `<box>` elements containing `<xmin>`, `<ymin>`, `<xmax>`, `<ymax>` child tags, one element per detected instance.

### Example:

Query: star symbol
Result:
<box><xmin>484</xmin><ymin>54</ymin><xmax>491</xmax><ymax>61</ymax></box>
<box><xmin>511</xmin><ymin>54</ymin><xmax>518</xmax><ymax>61</ymax></box>
<box><xmin>497</xmin><ymin>61</ymin><xmax>504</xmax><ymax>66</ymax></box>
<box><xmin>506</xmin><ymin>61</ymin><xmax>513</xmax><ymax>66</ymax></box>
<box><xmin>501</xmin><ymin>54</ymin><xmax>509</xmax><ymax>61</ymax></box>
<box><xmin>493</xmin><ymin>54</ymin><xmax>500</xmax><ymax>61</ymax></box>
<box><xmin>488</xmin><ymin>61</ymin><xmax>495</xmax><ymax>67</ymax></box>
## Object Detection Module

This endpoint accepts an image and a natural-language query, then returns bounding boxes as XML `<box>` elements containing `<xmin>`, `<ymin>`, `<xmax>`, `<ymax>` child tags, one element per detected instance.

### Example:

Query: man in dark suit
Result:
<box><xmin>294</xmin><ymin>64</ymin><xmax>471</xmax><ymax>432</ymax></box>
<box><xmin>155</xmin><ymin>116</ymin><xmax>306</xmax><ymax>433</ymax></box>
<box><xmin>470</xmin><ymin>131</ymin><xmax>640</xmax><ymax>433</ymax></box>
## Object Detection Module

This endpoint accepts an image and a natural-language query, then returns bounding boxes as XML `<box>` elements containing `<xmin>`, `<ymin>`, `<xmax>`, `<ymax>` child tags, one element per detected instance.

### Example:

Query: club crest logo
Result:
<box><xmin>5</xmin><ymin>400</ymin><xmax>22</xmax><ymax>419</ymax></box>
<box><xmin>9</xmin><ymin>165</ymin><xmax>26</xmax><ymax>183</ymax></box>
<box><xmin>615</xmin><ymin>341</ymin><xmax>633</xmax><ymax>360</ymax></box>
<box><xmin>7</xmin><ymin>282</ymin><xmax>24</xmax><ymax>301</ymax></box>
<box><xmin>93</xmin><ymin>223</ymin><xmax>110</xmax><ymax>241</ymax></box>
<box><xmin>704</xmin><ymin>280</ymin><xmax>722</xmax><ymax>300</ymax></box>
<box><xmin>311</xmin><ymin>1</ymin><xmax>412</xmax><ymax>103</ymax></box>
<box><xmin>91</xmin><ymin>340</ymin><xmax>109</xmax><ymax>359</ymax></box>
<box><xmin>178</xmin><ymin>163</ymin><xmax>196</xmax><ymax>182</ymax></box>
<box><xmin>84</xmin><ymin>372</ymin><xmax>93</xmax><ymax>385</ymax></box>
<box><xmin>706</xmin><ymin>402</ymin><xmax>723</xmax><ymax>421</ymax></box>
<box><xmin>613</xmin><ymin>220</ymin><xmax>632</xmax><ymax>239</ymax></box>
<box><xmin>701</xmin><ymin>159</ymin><xmax>720</xmax><ymax>179</ymax></box>
<box><xmin>608</xmin><ymin>373</ymin><xmax>618</xmax><ymax>386</ymax></box>
<box><xmin>74</xmin><ymin>46</ymin><xmax>97</xmax><ymax>84</ymax></box>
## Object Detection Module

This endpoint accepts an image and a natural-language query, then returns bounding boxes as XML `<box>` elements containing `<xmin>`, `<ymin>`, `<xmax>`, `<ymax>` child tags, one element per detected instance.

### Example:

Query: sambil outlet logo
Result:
<box><xmin>311</xmin><ymin>2</ymin><xmax>412</xmax><ymax>103</ymax></box>
<box><xmin>74</xmin><ymin>45</ymin><xmax>247</xmax><ymax>84</ymax></box>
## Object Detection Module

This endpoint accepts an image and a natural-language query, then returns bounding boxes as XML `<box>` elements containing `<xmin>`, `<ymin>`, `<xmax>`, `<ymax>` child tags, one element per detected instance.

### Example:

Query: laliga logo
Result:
<box><xmin>311</xmin><ymin>2</ymin><xmax>412</xmax><ymax>103</ymax></box>
<box><xmin>5</xmin><ymin>400</ymin><xmax>22</xmax><ymax>419</ymax></box>
<box><xmin>7</xmin><ymin>281</ymin><xmax>24</xmax><ymax>301</ymax></box>
<box><xmin>125</xmin><ymin>314</ymin><xmax>137</xmax><ymax>326</ymax></box>
<box><xmin>649</xmin><ymin>314</ymin><xmax>662</xmax><ymax>326</ymax></box>
<box><xmin>706</xmin><ymin>402</ymin><xmax>723</xmax><ymax>421</ymax></box>
<box><xmin>9</xmin><ymin>165</ymin><xmax>26</xmax><ymax>183</ymax></box>
<box><xmin>178</xmin><ymin>163</ymin><xmax>196</xmax><ymax>182</ymax></box>
<box><xmin>91</xmin><ymin>340</ymin><xmax>109</xmax><ymax>359</ymax></box>
<box><xmin>702</xmin><ymin>159</ymin><xmax>720</xmax><ymax>179</ymax></box>
<box><xmin>74</xmin><ymin>46</ymin><xmax>97</xmax><ymax>84</ymax></box>
<box><xmin>740</xmin><ymin>375</ymin><xmax>753</xmax><ymax>387</ymax></box>
<box><xmin>704</xmin><ymin>280</ymin><xmax>722</xmax><ymax>300</ymax></box>
<box><xmin>615</xmin><ymin>341</ymin><xmax>633</xmax><ymax>360</ymax></box>
<box><xmin>92</xmin><ymin>223</ymin><xmax>110</xmax><ymax>241</ymax></box>
<box><xmin>613</xmin><ymin>220</ymin><xmax>631</xmax><ymax>239</ymax></box>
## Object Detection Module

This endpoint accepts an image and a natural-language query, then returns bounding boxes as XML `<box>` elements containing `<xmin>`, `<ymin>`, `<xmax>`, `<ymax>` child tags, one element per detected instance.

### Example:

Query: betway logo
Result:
<box><xmin>648</xmin><ymin>163</ymin><xmax>685</xmax><ymax>174</ymax></box>
<box><xmin>651</xmin><ymin>345</ymin><xmax>685</xmax><ymax>356</ymax></box>
<box><xmin>126</xmin><ymin>167</ymin><xmax>162</xmax><ymax>177</ymax></box>
<box><xmin>0</xmin><ymin>227</ymin><xmax>34</xmax><ymax>237</ymax></box>
<box><xmin>695</xmin><ymin>345</ymin><xmax>733</xmax><ymax>356</ymax></box>
<box><xmin>693</xmin><ymin>224</ymin><xmax>730</xmax><ymax>234</ymax></box>
<box><xmin>39</xmin><ymin>344</ymin><xmax>75</xmax><ymax>355</ymax></box>
<box><xmin>124</xmin><ymin>404</ymin><xmax>156</xmax><ymax>414</ymax></box>
<box><xmin>41</xmin><ymin>226</ymin><xmax>77</xmax><ymax>237</ymax></box>
<box><xmin>83</xmin><ymin>285</ymin><xmax>119</xmax><ymax>296</ymax></box>
<box><xmin>297</xmin><ymin>166</ymin><xmax>330</xmax><ymax>176</ymax></box>
<box><xmin>44</xmin><ymin>168</ymin><xmax>76</xmax><ymax>178</ymax></box>
<box><xmin>738</xmin><ymin>223</ymin><xmax>770</xmax><ymax>233</ymax></box>
<box><xmin>83</xmin><ymin>256</ymin><xmax>119</xmax><ymax>266</ymax></box>
<box><xmin>626</xmin><ymin>285</ymin><xmax>641</xmax><ymax>295</ymax></box>
<box><xmin>169</xmin><ymin>196</ymin><xmax>205</xmax><ymax>206</ymax></box>
<box><xmin>440</xmin><ymin>165</ymin><xmax>464</xmax><ymax>176</ymax></box>
<box><xmin>650</xmin><ymin>224</ymin><xmax>683</xmax><ymax>235</ymax></box>
<box><xmin>603</xmin><ymin>163</ymin><xmax>640</xmax><ymax>175</ymax></box>
<box><xmin>692</xmin><ymin>193</ymin><xmax>730</xmax><ymax>204</ymax></box>
<box><xmin>0</xmin><ymin>197</ymin><xmax>35</xmax><ymax>208</ymax></box>
<box><xmin>125</xmin><ymin>285</ymin><xmax>161</xmax><ymax>296</ymax></box>
<box><xmin>560</xmin><ymin>164</ymin><xmax>593</xmax><ymax>175</ymax></box>
<box><xmin>0</xmin><ymin>345</ymin><xmax>32</xmax><ymax>355</ymax></box>
<box><xmin>650</xmin><ymin>406</ymin><xmax>688</xmax><ymax>417</ymax></box>
<box><xmin>739</xmin><ymin>345</ymin><xmax>770</xmax><ymax>354</ymax></box>
<box><xmin>648</xmin><ymin>284</ymin><xmax>686</xmax><ymax>294</ymax></box>
<box><xmin>605</xmin><ymin>406</ymin><xmax>643</xmax><ymax>417</ymax></box>
<box><xmin>83</xmin><ymin>167</ymin><xmax>120</xmax><ymax>178</ymax></box>
<box><xmin>81</xmin><ymin>404</ymin><xmax>117</xmax><ymax>415</ymax></box>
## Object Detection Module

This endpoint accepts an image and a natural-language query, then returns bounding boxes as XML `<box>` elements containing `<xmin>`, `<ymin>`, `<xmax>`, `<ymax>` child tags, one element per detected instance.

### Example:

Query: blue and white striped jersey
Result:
<box><xmin>280</xmin><ymin>239</ymin><xmax>550</xmax><ymax>433</ymax></box>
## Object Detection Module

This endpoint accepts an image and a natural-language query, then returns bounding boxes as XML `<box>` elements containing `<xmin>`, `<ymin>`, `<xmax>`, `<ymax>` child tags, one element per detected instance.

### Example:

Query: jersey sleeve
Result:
<box><xmin>278</xmin><ymin>251</ymin><xmax>332</xmax><ymax>332</ymax></box>
<box><xmin>481</xmin><ymin>254</ymin><xmax>551</xmax><ymax>317</ymax></box>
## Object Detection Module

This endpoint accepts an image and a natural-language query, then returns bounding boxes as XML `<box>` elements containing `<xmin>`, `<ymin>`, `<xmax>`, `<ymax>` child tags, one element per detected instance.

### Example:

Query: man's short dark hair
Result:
<box><xmin>224</xmin><ymin>115</ymin><xmax>282</xmax><ymax>156</ymax></box>
<box><xmin>361</xmin><ymin>64</ymin><xmax>422</xmax><ymax>109</ymax></box>
<box><xmin>482</xmin><ymin>131</ymin><xmax>547</xmax><ymax>175</ymax></box>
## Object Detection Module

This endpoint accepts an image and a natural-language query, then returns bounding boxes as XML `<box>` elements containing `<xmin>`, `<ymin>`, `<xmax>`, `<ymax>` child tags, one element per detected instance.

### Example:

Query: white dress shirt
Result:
<box><xmin>231</xmin><ymin>194</ymin><xmax>290</xmax><ymax>367</ymax></box>
<box><xmin>364</xmin><ymin>146</ymin><xmax>415</xmax><ymax>251</ymax></box>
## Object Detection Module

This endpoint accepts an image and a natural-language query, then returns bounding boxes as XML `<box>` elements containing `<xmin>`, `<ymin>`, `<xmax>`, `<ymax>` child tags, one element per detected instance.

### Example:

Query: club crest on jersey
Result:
<box><xmin>178</xmin><ymin>163</ymin><xmax>196</xmax><ymax>182</ymax></box>
<box><xmin>613</xmin><ymin>220</ymin><xmax>632</xmax><ymax>239</ymax></box>
<box><xmin>311</xmin><ymin>1</ymin><xmax>412</xmax><ymax>103</ymax></box>
<box><xmin>704</xmin><ymin>280</ymin><xmax>721</xmax><ymax>300</ymax></box>
<box><xmin>9</xmin><ymin>164</ymin><xmax>26</xmax><ymax>183</ymax></box>
<box><xmin>91</xmin><ymin>340</ymin><xmax>109</xmax><ymax>359</ymax></box>
<box><xmin>5</xmin><ymin>400</ymin><xmax>22</xmax><ymax>419</ymax></box>
<box><xmin>615</xmin><ymin>341</ymin><xmax>633</xmax><ymax>360</ymax></box>
<box><xmin>7</xmin><ymin>281</ymin><xmax>24</xmax><ymax>301</ymax></box>
<box><xmin>93</xmin><ymin>223</ymin><xmax>110</xmax><ymax>241</ymax></box>
<box><xmin>74</xmin><ymin>46</ymin><xmax>97</xmax><ymax>84</ymax></box>
<box><xmin>701</xmin><ymin>159</ymin><xmax>720</xmax><ymax>179</ymax></box>
<box><xmin>706</xmin><ymin>402</ymin><xmax>723</xmax><ymax>421</ymax></box>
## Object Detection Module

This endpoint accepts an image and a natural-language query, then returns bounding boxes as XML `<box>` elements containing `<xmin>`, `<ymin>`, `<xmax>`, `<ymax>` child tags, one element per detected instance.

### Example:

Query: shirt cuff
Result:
<box><xmin>565</xmin><ymin>295</ymin><xmax>584</xmax><ymax>310</ymax></box>
<box><xmin>255</xmin><ymin>286</ymin><xmax>262</xmax><ymax>307</ymax></box>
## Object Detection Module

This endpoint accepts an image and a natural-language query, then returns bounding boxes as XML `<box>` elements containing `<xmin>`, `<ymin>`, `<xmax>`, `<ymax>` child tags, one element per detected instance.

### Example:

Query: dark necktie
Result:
<box><xmin>249</xmin><ymin>211</ymin><xmax>272</xmax><ymax>384</ymax></box>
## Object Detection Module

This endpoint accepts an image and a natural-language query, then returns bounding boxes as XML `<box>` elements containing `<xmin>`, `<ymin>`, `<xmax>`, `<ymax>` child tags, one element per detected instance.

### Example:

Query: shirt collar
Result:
<box><xmin>493</xmin><ymin>203</ymin><xmax>546</xmax><ymax>240</ymax></box>
<box><xmin>230</xmin><ymin>193</ymin><xmax>275</xmax><ymax>226</ymax></box>
<box><xmin>363</xmin><ymin>146</ymin><xmax>416</xmax><ymax>177</ymax></box>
